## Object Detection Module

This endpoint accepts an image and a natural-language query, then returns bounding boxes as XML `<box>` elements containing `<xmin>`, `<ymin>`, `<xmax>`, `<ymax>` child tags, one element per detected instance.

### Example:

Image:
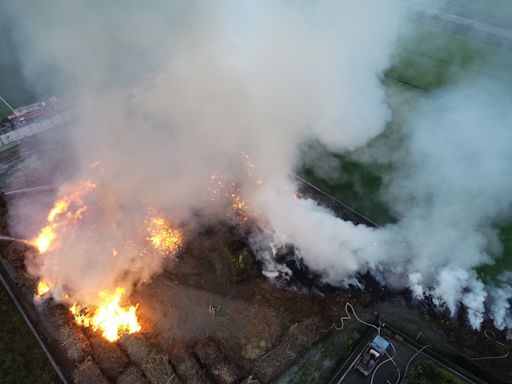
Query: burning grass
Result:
<box><xmin>70</xmin><ymin>288</ymin><xmax>141</xmax><ymax>342</ymax></box>
<box><xmin>31</xmin><ymin>179</ymin><xmax>95</xmax><ymax>254</ymax></box>
<box><xmin>36</xmin><ymin>279</ymin><xmax>50</xmax><ymax>297</ymax></box>
<box><xmin>26</xmin><ymin>179</ymin><xmax>186</xmax><ymax>343</ymax></box>
<box><xmin>146</xmin><ymin>210</ymin><xmax>183</xmax><ymax>255</ymax></box>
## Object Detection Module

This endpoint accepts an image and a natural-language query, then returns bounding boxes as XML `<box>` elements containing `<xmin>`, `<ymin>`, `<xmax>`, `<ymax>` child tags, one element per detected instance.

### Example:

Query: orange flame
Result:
<box><xmin>34</xmin><ymin>227</ymin><xmax>57</xmax><ymax>254</ymax></box>
<box><xmin>31</xmin><ymin>179</ymin><xmax>143</xmax><ymax>342</ymax></box>
<box><xmin>32</xmin><ymin>180</ymin><xmax>95</xmax><ymax>254</ymax></box>
<box><xmin>210</xmin><ymin>174</ymin><xmax>250</xmax><ymax>219</ymax></box>
<box><xmin>146</xmin><ymin>211</ymin><xmax>183</xmax><ymax>255</ymax></box>
<box><xmin>70</xmin><ymin>288</ymin><xmax>141</xmax><ymax>342</ymax></box>
<box><xmin>36</xmin><ymin>280</ymin><xmax>50</xmax><ymax>297</ymax></box>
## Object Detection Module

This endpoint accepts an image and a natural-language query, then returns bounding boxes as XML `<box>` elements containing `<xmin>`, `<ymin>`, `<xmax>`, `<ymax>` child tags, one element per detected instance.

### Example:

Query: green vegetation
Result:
<box><xmin>402</xmin><ymin>360</ymin><xmax>465</xmax><ymax>384</ymax></box>
<box><xmin>387</xmin><ymin>31</ymin><xmax>485</xmax><ymax>91</ymax></box>
<box><xmin>386</xmin><ymin>51</ymin><xmax>465</xmax><ymax>91</ymax></box>
<box><xmin>0</xmin><ymin>34</ymin><xmax>36</xmax><ymax>120</ymax></box>
<box><xmin>445</xmin><ymin>0</ymin><xmax>512</xmax><ymax>29</ymax></box>
<box><xmin>0</xmin><ymin>104</ymin><xmax>12</xmax><ymax>120</ymax></box>
<box><xmin>478</xmin><ymin>223</ymin><xmax>512</xmax><ymax>283</ymax></box>
<box><xmin>300</xmin><ymin>21</ymin><xmax>508</xmax><ymax>225</ymax></box>
<box><xmin>301</xmin><ymin>155</ymin><xmax>394</xmax><ymax>225</ymax></box>
<box><xmin>0</xmin><ymin>284</ymin><xmax>60</xmax><ymax>384</ymax></box>
<box><xmin>302</xmin><ymin>18</ymin><xmax>512</xmax><ymax>283</ymax></box>
<box><xmin>282</xmin><ymin>330</ymin><xmax>361</xmax><ymax>384</ymax></box>
<box><xmin>386</xmin><ymin>21</ymin><xmax>512</xmax><ymax>92</ymax></box>
<box><xmin>221</xmin><ymin>243</ymin><xmax>255</xmax><ymax>282</ymax></box>
<box><xmin>0</xmin><ymin>61</ymin><xmax>36</xmax><ymax>120</ymax></box>
<box><xmin>1</xmin><ymin>8</ymin><xmax>512</xmax><ymax>384</ymax></box>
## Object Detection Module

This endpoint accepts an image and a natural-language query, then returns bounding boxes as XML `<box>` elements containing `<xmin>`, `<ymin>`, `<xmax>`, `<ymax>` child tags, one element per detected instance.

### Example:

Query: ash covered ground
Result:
<box><xmin>1</xmin><ymin>142</ymin><xmax>512</xmax><ymax>384</ymax></box>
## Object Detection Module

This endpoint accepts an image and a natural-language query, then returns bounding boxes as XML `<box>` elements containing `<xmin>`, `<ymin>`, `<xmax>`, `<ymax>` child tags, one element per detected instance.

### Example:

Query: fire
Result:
<box><xmin>70</xmin><ymin>288</ymin><xmax>141</xmax><ymax>342</ymax></box>
<box><xmin>210</xmin><ymin>174</ymin><xmax>249</xmax><ymax>216</ymax></box>
<box><xmin>47</xmin><ymin>200</ymin><xmax>69</xmax><ymax>222</ymax></box>
<box><xmin>32</xmin><ymin>180</ymin><xmax>95</xmax><ymax>254</ymax></box>
<box><xmin>34</xmin><ymin>226</ymin><xmax>57</xmax><ymax>254</ymax></box>
<box><xmin>146</xmin><ymin>211</ymin><xmax>183</xmax><ymax>254</ymax></box>
<box><xmin>29</xmin><ymin>179</ymin><xmax>153</xmax><ymax>342</ymax></box>
<box><xmin>36</xmin><ymin>280</ymin><xmax>50</xmax><ymax>297</ymax></box>
<box><xmin>232</xmin><ymin>193</ymin><xmax>248</xmax><ymax>211</ymax></box>
<box><xmin>209</xmin><ymin>152</ymin><xmax>263</xmax><ymax>221</ymax></box>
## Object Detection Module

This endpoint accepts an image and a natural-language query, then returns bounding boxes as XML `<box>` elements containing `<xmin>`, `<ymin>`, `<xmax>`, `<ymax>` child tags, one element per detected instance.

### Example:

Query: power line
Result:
<box><xmin>0</xmin><ymin>95</ymin><xmax>16</xmax><ymax>115</ymax></box>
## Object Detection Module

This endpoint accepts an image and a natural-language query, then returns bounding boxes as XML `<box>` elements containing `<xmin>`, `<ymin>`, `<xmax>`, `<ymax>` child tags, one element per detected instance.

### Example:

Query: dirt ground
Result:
<box><xmin>0</xmin><ymin>208</ymin><xmax>375</xmax><ymax>383</ymax></box>
<box><xmin>1</xmin><ymin>145</ymin><xmax>512</xmax><ymax>383</ymax></box>
<box><xmin>131</xmin><ymin>224</ymin><xmax>373</xmax><ymax>381</ymax></box>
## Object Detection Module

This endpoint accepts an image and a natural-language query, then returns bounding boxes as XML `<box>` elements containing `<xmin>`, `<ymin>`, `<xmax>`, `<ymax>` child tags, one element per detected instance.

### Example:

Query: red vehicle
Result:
<box><xmin>13</xmin><ymin>97</ymin><xmax>58</xmax><ymax>125</ymax></box>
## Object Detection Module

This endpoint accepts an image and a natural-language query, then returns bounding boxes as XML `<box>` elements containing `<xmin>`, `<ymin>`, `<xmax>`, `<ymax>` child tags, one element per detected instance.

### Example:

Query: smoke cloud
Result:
<box><xmin>380</xmin><ymin>79</ymin><xmax>512</xmax><ymax>329</ymax></box>
<box><xmin>3</xmin><ymin>0</ymin><xmax>511</xmax><ymax>333</ymax></box>
<box><xmin>2</xmin><ymin>0</ymin><xmax>407</xmax><ymax>304</ymax></box>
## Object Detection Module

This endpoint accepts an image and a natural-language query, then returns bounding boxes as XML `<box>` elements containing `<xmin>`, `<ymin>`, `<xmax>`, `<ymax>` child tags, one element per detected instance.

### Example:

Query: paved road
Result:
<box><xmin>327</xmin><ymin>329</ymin><xmax>378</xmax><ymax>384</ymax></box>
<box><xmin>331</xmin><ymin>330</ymin><xmax>424</xmax><ymax>384</ymax></box>
<box><xmin>327</xmin><ymin>324</ymin><xmax>490</xmax><ymax>384</ymax></box>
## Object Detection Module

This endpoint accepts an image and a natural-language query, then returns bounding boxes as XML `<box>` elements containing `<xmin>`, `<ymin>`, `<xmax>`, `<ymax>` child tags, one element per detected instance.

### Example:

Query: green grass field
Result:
<box><xmin>0</xmin><ymin>63</ymin><xmax>36</xmax><ymax>120</ymax></box>
<box><xmin>0</xmin><ymin>284</ymin><xmax>60</xmax><ymax>384</ymax></box>
<box><xmin>301</xmin><ymin>19</ymin><xmax>512</xmax><ymax>284</ymax></box>
<box><xmin>301</xmin><ymin>154</ymin><xmax>395</xmax><ymax>225</ymax></box>
<box><xmin>478</xmin><ymin>225</ymin><xmax>512</xmax><ymax>284</ymax></box>
<box><xmin>387</xmin><ymin>26</ymin><xmax>512</xmax><ymax>91</ymax></box>
<box><xmin>402</xmin><ymin>360</ymin><xmax>465</xmax><ymax>384</ymax></box>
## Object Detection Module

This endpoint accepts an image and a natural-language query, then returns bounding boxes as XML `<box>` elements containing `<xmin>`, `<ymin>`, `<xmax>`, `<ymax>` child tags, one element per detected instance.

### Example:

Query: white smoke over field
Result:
<box><xmin>379</xmin><ymin>80</ymin><xmax>512</xmax><ymax>329</ymax></box>
<box><xmin>3</xmin><ymin>0</ymin><xmax>512</xmax><ymax>333</ymax></box>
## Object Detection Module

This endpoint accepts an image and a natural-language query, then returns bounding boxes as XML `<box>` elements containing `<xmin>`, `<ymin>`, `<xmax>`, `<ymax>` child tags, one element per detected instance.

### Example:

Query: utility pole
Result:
<box><xmin>0</xmin><ymin>95</ymin><xmax>16</xmax><ymax>115</ymax></box>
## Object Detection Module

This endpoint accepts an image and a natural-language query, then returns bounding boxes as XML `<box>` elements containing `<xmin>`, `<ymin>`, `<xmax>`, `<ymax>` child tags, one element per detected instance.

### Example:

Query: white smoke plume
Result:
<box><xmin>2</xmin><ymin>0</ymin><xmax>408</xmax><ymax>308</ymax></box>
<box><xmin>5</xmin><ymin>0</ymin><xmax>512</xmax><ymax>333</ymax></box>
<box><xmin>381</xmin><ymin>79</ymin><xmax>512</xmax><ymax>329</ymax></box>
